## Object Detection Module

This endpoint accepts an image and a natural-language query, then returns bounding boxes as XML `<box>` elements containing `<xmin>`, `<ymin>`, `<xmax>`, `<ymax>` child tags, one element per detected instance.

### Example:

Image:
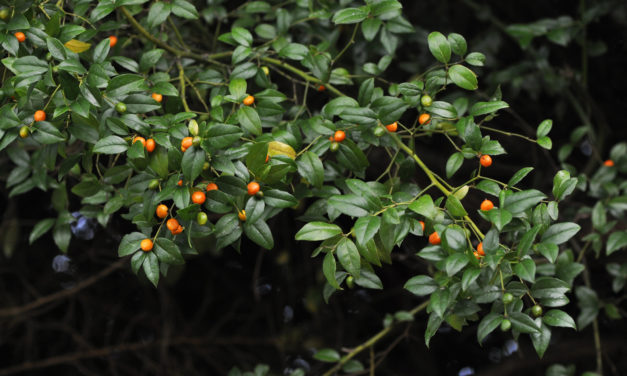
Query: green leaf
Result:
<box><xmin>353</xmin><ymin>270</ymin><xmax>383</xmax><ymax>289</ymax></box>
<box><xmin>537</xmin><ymin>136</ymin><xmax>552</xmax><ymax>150</ymax></box>
<box><xmin>328</xmin><ymin>195</ymin><xmax>372</xmax><ymax>217</ymax></box>
<box><xmin>154</xmin><ymin>238</ymin><xmax>185</xmax><ymax>265</ymax></box>
<box><xmin>427</xmin><ymin>31</ymin><xmax>451</xmax><ymax>63</ymax></box>
<box><xmin>465</xmin><ymin>52</ymin><xmax>486</xmax><ymax>66</ymax></box>
<box><xmin>508</xmin><ymin>167</ymin><xmax>533</xmax><ymax>187</ymax></box>
<box><xmin>336</xmin><ymin>238</ymin><xmax>360</xmax><ymax>277</ymax></box>
<box><xmin>530</xmin><ymin>319</ymin><xmax>551</xmax><ymax>358</ymax></box>
<box><xmin>206</xmin><ymin>123</ymin><xmax>243</xmax><ymax>149</ymax></box>
<box><xmin>232</xmin><ymin>27</ymin><xmax>253</xmax><ymax>47</ymax></box>
<box><xmin>536</xmin><ymin>119</ymin><xmax>553</xmax><ymax>138</ymax></box>
<box><xmin>476</xmin><ymin>180</ymin><xmax>501</xmax><ymax>197</ymax></box>
<box><xmin>237</xmin><ymin>106</ymin><xmax>262</xmax><ymax>136</ymax></box>
<box><xmin>477</xmin><ymin>312</ymin><xmax>503</xmax><ymax>343</ymax></box>
<box><xmin>263</xmin><ymin>189</ymin><xmax>297</xmax><ymax>208</ymax></box>
<box><xmin>442</xmin><ymin>226</ymin><xmax>467</xmax><ymax>253</ymax></box>
<box><xmin>90</xmin><ymin>1</ymin><xmax>115</xmax><ymax>21</ymax></box>
<box><xmin>447</xmin><ymin>33</ymin><xmax>467</xmax><ymax>55</ymax></box>
<box><xmin>229</xmin><ymin>78</ymin><xmax>247</xmax><ymax>99</ymax></box>
<box><xmin>143</xmin><ymin>251</ymin><xmax>160</xmax><ymax>287</ymax></box>
<box><xmin>430</xmin><ymin>289</ymin><xmax>450</xmax><ymax>318</ymax></box>
<box><xmin>552</xmin><ymin>170</ymin><xmax>577</xmax><ymax>201</ymax></box>
<box><xmin>106</xmin><ymin>74</ymin><xmax>148</xmax><ymax>97</ymax></box>
<box><xmin>46</xmin><ymin>37</ymin><xmax>67</xmax><ymax>61</ymax></box>
<box><xmin>29</xmin><ymin>218</ymin><xmax>55</xmax><ymax>244</ymax></box>
<box><xmin>361</xmin><ymin>18</ymin><xmax>382</xmax><ymax>41</ymax></box>
<box><xmin>32</xmin><ymin>122</ymin><xmax>66</xmax><ymax>144</ymax></box>
<box><xmin>531</xmin><ymin>277</ymin><xmax>570</xmax><ymax>299</ymax></box>
<box><xmin>445</xmin><ymin>195</ymin><xmax>467</xmax><ymax>217</ymax></box>
<box><xmin>313</xmin><ymin>348</ymin><xmax>341</xmax><ymax>362</ymax></box>
<box><xmin>245</xmin><ymin>196</ymin><xmax>265</xmax><ymax>224</ymax></box>
<box><xmin>448</xmin><ymin>65</ymin><xmax>478</xmax><ymax>90</ymax></box>
<box><xmin>543</xmin><ymin>309</ymin><xmax>576</xmax><ymax>329</ymax></box>
<box><xmin>486</xmin><ymin>208</ymin><xmax>513</xmax><ymax>232</ymax></box>
<box><xmin>118</xmin><ymin>232</ymin><xmax>145</xmax><ymax>257</ymax></box>
<box><xmin>353</xmin><ymin>216</ymin><xmax>381</xmax><ymax>246</ymax></box>
<box><xmin>244</xmin><ymin>220</ymin><xmax>274</xmax><ymax>249</ymax></box>
<box><xmin>147</xmin><ymin>2</ymin><xmax>171</xmax><ymax>28</ymax></box>
<box><xmin>541</xmin><ymin>222</ymin><xmax>581</xmax><ymax>245</ymax></box>
<box><xmin>297</xmin><ymin>152</ymin><xmax>324</xmax><ymax>188</ymax></box>
<box><xmin>181</xmin><ymin>146</ymin><xmax>205</xmax><ymax>182</ymax></box>
<box><xmin>503</xmin><ymin>189</ymin><xmax>546</xmax><ymax>215</ymax></box>
<box><xmin>514</xmin><ymin>257</ymin><xmax>536</xmax><ymax>283</ymax></box>
<box><xmin>445</xmin><ymin>253</ymin><xmax>469</xmax><ymax>276</ymax></box>
<box><xmin>296</xmin><ymin>222</ymin><xmax>343</xmax><ymax>241</ymax></box>
<box><xmin>94</xmin><ymin>136</ymin><xmax>128</xmax><ymax>154</ymax></box>
<box><xmin>404</xmin><ymin>275</ymin><xmax>438</xmax><ymax>296</ymax></box>
<box><xmin>425</xmin><ymin>312</ymin><xmax>444</xmax><ymax>347</ymax></box>
<box><xmin>332</xmin><ymin>7</ymin><xmax>368</xmax><ymax>24</ymax></box>
<box><xmin>322</xmin><ymin>252</ymin><xmax>341</xmax><ymax>290</ymax></box>
<box><xmin>428</xmin><ymin>101</ymin><xmax>457</xmax><ymax>119</ymax></box>
<box><xmin>172</xmin><ymin>0</ymin><xmax>199</xmax><ymax>19</ymax></box>
<box><xmin>371</xmin><ymin>96</ymin><xmax>408</xmax><ymax>125</ymax></box>
<box><xmin>408</xmin><ymin>195</ymin><xmax>437</xmax><ymax>220</ymax></box>
<box><xmin>278</xmin><ymin>43</ymin><xmax>309</xmax><ymax>61</ymax></box>
<box><xmin>139</xmin><ymin>49</ymin><xmax>165</xmax><ymax>73</ymax></box>
<box><xmin>469</xmin><ymin>101</ymin><xmax>509</xmax><ymax>116</ymax></box>
<box><xmin>607</xmin><ymin>231</ymin><xmax>627</xmax><ymax>255</ymax></box>
<box><xmin>509</xmin><ymin>312</ymin><xmax>541</xmax><ymax>334</ymax></box>
<box><xmin>445</xmin><ymin>152</ymin><xmax>463</xmax><ymax>178</ymax></box>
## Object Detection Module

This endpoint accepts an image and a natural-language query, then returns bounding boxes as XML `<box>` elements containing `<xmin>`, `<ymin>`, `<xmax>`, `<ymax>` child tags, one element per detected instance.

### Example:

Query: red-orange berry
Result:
<box><xmin>177</xmin><ymin>179</ymin><xmax>183</xmax><ymax>186</ymax></box>
<box><xmin>603</xmin><ymin>159</ymin><xmax>614</xmax><ymax>167</ymax></box>
<box><xmin>145</xmin><ymin>138</ymin><xmax>156</xmax><ymax>152</ymax></box>
<box><xmin>156</xmin><ymin>204</ymin><xmax>168</xmax><ymax>219</ymax></box>
<box><xmin>14</xmin><ymin>32</ymin><xmax>26</xmax><ymax>43</ymax></box>
<box><xmin>140</xmin><ymin>238</ymin><xmax>153</xmax><ymax>251</ymax></box>
<box><xmin>429</xmin><ymin>232</ymin><xmax>441</xmax><ymax>245</ymax></box>
<box><xmin>191</xmin><ymin>191</ymin><xmax>206</xmax><ymax>205</ymax></box>
<box><xmin>247</xmin><ymin>181</ymin><xmax>260</xmax><ymax>196</ymax></box>
<box><xmin>34</xmin><ymin>110</ymin><xmax>46</xmax><ymax>122</ymax></box>
<box><xmin>480</xmin><ymin>154</ymin><xmax>492</xmax><ymax>167</ymax></box>
<box><xmin>419</xmin><ymin>113</ymin><xmax>431</xmax><ymax>125</ymax></box>
<box><xmin>132</xmin><ymin>136</ymin><xmax>146</xmax><ymax>146</ymax></box>
<box><xmin>243</xmin><ymin>95</ymin><xmax>255</xmax><ymax>106</ymax></box>
<box><xmin>333</xmin><ymin>130</ymin><xmax>346</xmax><ymax>142</ymax></box>
<box><xmin>151</xmin><ymin>93</ymin><xmax>163</xmax><ymax>103</ymax></box>
<box><xmin>419</xmin><ymin>220</ymin><xmax>425</xmax><ymax>232</ymax></box>
<box><xmin>317</xmin><ymin>85</ymin><xmax>326</xmax><ymax>92</ymax></box>
<box><xmin>206</xmin><ymin>182</ymin><xmax>218</xmax><ymax>191</ymax></box>
<box><xmin>166</xmin><ymin>218</ymin><xmax>180</xmax><ymax>232</ymax></box>
<box><xmin>386</xmin><ymin>122</ymin><xmax>398</xmax><ymax>132</ymax></box>
<box><xmin>480</xmin><ymin>199</ymin><xmax>494</xmax><ymax>211</ymax></box>
<box><xmin>477</xmin><ymin>242</ymin><xmax>485</xmax><ymax>256</ymax></box>
<box><xmin>109</xmin><ymin>36</ymin><xmax>118</xmax><ymax>47</ymax></box>
<box><xmin>181</xmin><ymin>137</ymin><xmax>193</xmax><ymax>150</ymax></box>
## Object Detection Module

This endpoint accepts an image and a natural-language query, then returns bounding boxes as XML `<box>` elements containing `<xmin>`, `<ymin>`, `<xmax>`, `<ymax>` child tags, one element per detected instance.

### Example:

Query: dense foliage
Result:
<box><xmin>0</xmin><ymin>0</ymin><xmax>625</xmax><ymax>375</ymax></box>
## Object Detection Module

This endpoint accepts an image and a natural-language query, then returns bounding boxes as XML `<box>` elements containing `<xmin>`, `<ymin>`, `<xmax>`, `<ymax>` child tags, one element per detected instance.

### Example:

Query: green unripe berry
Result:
<box><xmin>202</xmin><ymin>161</ymin><xmax>210</xmax><ymax>170</ymax></box>
<box><xmin>502</xmin><ymin>292</ymin><xmax>514</xmax><ymax>304</ymax></box>
<box><xmin>69</xmin><ymin>163</ymin><xmax>81</xmax><ymax>175</ymax></box>
<box><xmin>148</xmin><ymin>179</ymin><xmax>159</xmax><ymax>190</ymax></box>
<box><xmin>115</xmin><ymin>102</ymin><xmax>127</xmax><ymax>113</ymax></box>
<box><xmin>346</xmin><ymin>275</ymin><xmax>355</xmax><ymax>289</ymax></box>
<box><xmin>500</xmin><ymin>318</ymin><xmax>512</xmax><ymax>331</ymax></box>
<box><xmin>0</xmin><ymin>9</ymin><xmax>9</xmax><ymax>20</ymax></box>
<box><xmin>19</xmin><ymin>125</ymin><xmax>29</xmax><ymax>139</ymax></box>
<box><xmin>421</xmin><ymin>94</ymin><xmax>433</xmax><ymax>107</ymax></box>
<box><xmin>188</xmin><ymin>119</ymin><xmax>199</xmax><ymax>136</ymax></box>
<box><xmin>531</xmin><ymin>304</ymin><xmax>543</xmax><ymax>317</ymax></box>
<box><xmin>373</xmin><ymin>126</ymin><xmax>385</xmax><ymax>137</ymax></box>
<box><xmin>197</xmin><ymin>212</ymin><xmax>208</xmax><ymax>225</ymax></box>
<box><xmin>329</xmin><ymin>141</ymin><xmax>339</xmax><ymax>152</ymax></box>
<box><xmin>192</xmin><ymin>136</ymin><xmax>201</xmax><ymax>147</ymax></box>
<box><xmin>45</xmin><ymin>52</ymin><xmax>52</xmax><ymax>61</ymax></box>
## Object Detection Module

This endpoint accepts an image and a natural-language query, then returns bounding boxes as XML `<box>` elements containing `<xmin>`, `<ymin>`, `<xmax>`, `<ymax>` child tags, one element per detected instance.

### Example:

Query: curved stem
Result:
<box><xmin>176</xmin><ymin>61</ymin><xmax>191</xmax><ymax>112</ymax></box>
<box><xmin>321</xmin><ymin>300</ymin><xmax>428</xmax><ymax>376</ymax></box>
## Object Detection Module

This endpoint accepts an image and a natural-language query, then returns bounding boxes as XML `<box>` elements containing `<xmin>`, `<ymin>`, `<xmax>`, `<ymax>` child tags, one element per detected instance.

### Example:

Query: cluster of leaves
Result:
<box><xmin>1</xmin><ymin>1</ymin><xmax>625</xmax><ymax>373</ymax></box>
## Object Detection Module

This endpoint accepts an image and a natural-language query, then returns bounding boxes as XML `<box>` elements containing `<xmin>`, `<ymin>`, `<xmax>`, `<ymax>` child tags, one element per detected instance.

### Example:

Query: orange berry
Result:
<box><xmin>151</xmin><ymin>93</ymin><xmax>163</xmax><ymax>103</ymax></box>
<box><xmin>428</xmin><ymin>232</ymin><xmax>441</xmax><ymax>245</ymax></box>
<box><xmin>177</xmin><ymin>179</ymin><xmax>183</xmax><ymax>186</ymax></box>
<box><xmin>109</xmin><ymin>35</ymin><xmax>118</xmax><ymax>47</ymax></box>
<box><xmin>191</xmin><ymin>191</ymin><xmax>206</xmax><ymax>205</ymax></box>
<box><xmin>156</xmin><ymin>204</ymin><xmax>168</xmax><ymax>219</ymax></box>
<box><xmin>473</xmin><ymin>251</ymin><xmax>481</xmax><ymax>259</ymax></box>
<box><xmin>166</xmin><ymin>218</ymin><xmax>180</xmax><ymax>232</ymax></box>
<box><xmin>140</xmin><ymin>238</ymin><xmax>153</xmax><ymax>251</ymax></box>
<box><xmin>181</xmin><ymin>136</ymin><xmax>193</xmax><ymax>150</ymax></box>
<box><xmin>181</xmin><ymin>145</ymin><xmax>187</xmax><ymax>152</ymax></box>
<box><xmin>477</xmin><ymin>242</ymin><xmax>485</xmax><ymax>256</ymax></box>
<box><xmin>480</xmin><ymin>154</ymin><xmax>492</xmax><ymax>167</ymax></box>
<box><xmin>173</xmin><ymin>225</ymin><xmax>183</xmax><ymax>235</ymax></box>
<box><xmin>145</xmin><ymin>138</ymin><xmax>156</xmax><ymax>152</ymax></box>
<box><xmin>480</xmin><ymin>199</ymin><xmax>494</xmax><ymax>211</ymax></box>
<box><xmin>317</xmin><ymin>85</ymin><xmax>326</xmax><ymax>92</ymax></box>
<box><xmin>243</xmin><ymin>95</ymin><xmax>255</xmax><ymax>106</ymax></box>
<box><xmin>238</xmin><ymin>210</ymin><xmax>247</xmax><ymax>221</ymax></box>
<box><xmin>386</xmin><ymin>122</ymin><xmax>398</xmax><ymax>132</ymax></box>
<box><xmin>14</xmin><ymin>32</ymin><xmax>25</xmax><ymax>43</ymax></box>
<box><xmin>419</xmin><ymin>220</ymin><xmax>425</xmax><ymax>232</ymax></box>
<box><xmin>329</xmin><ymin>136</ymin><xmax>334</xmax><ymax>142</ymax></box>
<box><xmin>206</xmin><ymin>182</ymin><xmax>218</xmax><ymax>191</ymax></box>
<box><xmin>603</xmin><ymin>159</ymin><xmax>614</xmax><ymax>167</ymax></box>
<box><xmin>333</xmin><ymin>130</ymin><xmax>346</xmax><ymax>142</ymax></box>
<box><xmin>265</xmin><ymin>154</ymin><xmax>269</xmax><ymax>163</ymax></box>
<box><xmin>33</xmin><ymin>110</ymin><xmax>46</xmax><ymax>122</ymax></box>
<box><xmin>419</xmin><ymin>113</ymin><xmax>431</xmax><ymax>125</ymax></box>
<box><xmin>247</xmin><ymin>181</ymin><xmax>260</xmax><ymax>196</ymax></box>
<box><xmin>132</xmin><ymin>136</ymin><xmax>146</xmax><ymax>146</ymax></box>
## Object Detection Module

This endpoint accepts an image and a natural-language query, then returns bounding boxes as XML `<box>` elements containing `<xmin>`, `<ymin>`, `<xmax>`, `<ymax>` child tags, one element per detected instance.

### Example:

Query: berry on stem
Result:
<box><xmin>428</xmin><ymin>232</ymin><xmax>441</xmax><ymax>245</ymax></box>
<box><xmin>243</xmin><ymin>95</ymin><xmax>255</xmax><ymax>106</ymax></box>
<box><xmin>14</xmin><ymin>32</ymin><xmax>26</xmax><ymax>43</ymax></box>
<box><xmin>480</xmin><ymin>199</ymin><xmax>494</xmax><ymax>211</ymax></box>
<box><xmin>333</xmin><ymin>130</ymin><xmax>346</xmax><ymax>142</ymax></box>
<box><xmin>419</xmin><ymin>113</ymin><xmax>431</xmax><ymax>125</ymax></box>
<box><xmin>191</xmin><ymin>191</ymin><xmax>206</xmax><ymax>205</ymax></box>
<box><xmin>238</xmin><ymin>210</ymin><xmax>246</xmax><ymax>221</ymax></box>
<box><xmin>34</xmin><ymin>110</ymin><xmax>46</xmax><ymax>122</ymax></box>
<box><xmin>386</xmin><ymin>122</ymin><xmax>398</xmax><ymax>132</ymax></box>
<box><xmin>477</xmin><ymin>242</ymin><xmax>485</xmax><ymax>256</ymax></box>
<box><xmin>140</xmin><ymin>238</ymin><xmax>153</xmax><ymax>252</ymax></box>
<box><xmin>480</xmin><ymin>154</ymin><xmax>492</xmax><ymax>167</ymax></box>
<box><xmin>19</xmin><ymin>126</ymin><xmax>29</xmax><ymax>138</ymax></box>
<box><xmin>132</xmin><ymin>136</ymin><xmax>146</xmax><ymax>146</ymax></box>
<box><xmin>247</xmin><ymin>181</ymin><xmax>260</xmax><ymax>196</ymax></box>
<box><xmin>151</xmin><ymin>93</ymin><xmax>163</xmax><ymax>103</ymax></box>
<box><xmin>145</xmin><ymin>138</ymin><xmax>156</xmax><ymax>152</ymax></box>
<box><xmin>166</xmin><ymin>218</ymin><xmax>180</xmax><ymax>232</ymax></box>
<box><xmin>206</xmin><ymin>182</ymin><xmax>218</xmax><ymax>191</ymax></box>
<box><xmin>603</xmin><ymin>159</ymin><xmax>614</xmax><ymax>167</ymax></box>
<box><xmin>109</xmin><ymin>35</ymin><xmax>118</xmax><ymax>47</ymax></box>
<box><xmin>156</xmin><ymin>204</ymin><xmax>168</xmax><ymax>219</ymax></box>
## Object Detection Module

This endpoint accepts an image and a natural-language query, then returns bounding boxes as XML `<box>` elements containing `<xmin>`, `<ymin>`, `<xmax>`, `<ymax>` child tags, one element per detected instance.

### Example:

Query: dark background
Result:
<box><xmin>1</xmin><ymin>1</ymin><xmax>626</xmax><ymax>375</ymax></box>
